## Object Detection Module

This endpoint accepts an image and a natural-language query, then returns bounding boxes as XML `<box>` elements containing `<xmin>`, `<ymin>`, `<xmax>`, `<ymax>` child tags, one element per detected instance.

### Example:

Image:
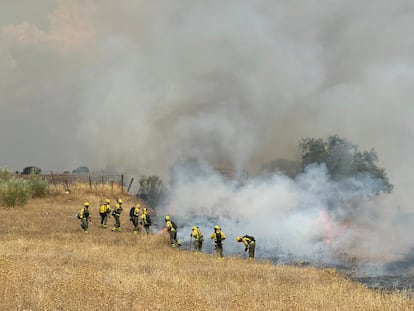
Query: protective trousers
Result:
<box><xmin>248</xmin><ymin>243</ymin><xmax>255</xmax><ymax>258</ymax></box>
<box><xmin>194</xmin><ymin>239</ymin><xmax>202</xmax><ymax>252</ymax></box>
<box><xmin>215</xmin><ymin>243</ymin><xmax>224</xmax><ymax>258</ymax></box>
<box><xmin>131</xmin><ymin>216</ymin><xmax>139</xmax><ymax>232</ymax></box>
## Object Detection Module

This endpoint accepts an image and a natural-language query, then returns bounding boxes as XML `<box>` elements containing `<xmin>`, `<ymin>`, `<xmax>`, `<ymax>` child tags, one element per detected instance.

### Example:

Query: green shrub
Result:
<box><xmin>0</xmin><ymin>168</ymin><xmax>13</xmax><ymax>181</ymax></box>
<box><xmin>28</xmin><ymin>175</ymin><xmax>49</xmax><ymax>198</ymax></box>
<box><xmin>0</xmin><ymin>177</ymin><xmax>33</xmax><ymax>207</ymax></box>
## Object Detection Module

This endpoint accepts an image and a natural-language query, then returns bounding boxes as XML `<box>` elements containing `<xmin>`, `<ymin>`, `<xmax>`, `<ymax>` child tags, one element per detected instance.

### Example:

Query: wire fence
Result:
<box><xmin>28</xmin><ymin>172</ymin><xmax>136</xmax><ymax>195</ymax></box>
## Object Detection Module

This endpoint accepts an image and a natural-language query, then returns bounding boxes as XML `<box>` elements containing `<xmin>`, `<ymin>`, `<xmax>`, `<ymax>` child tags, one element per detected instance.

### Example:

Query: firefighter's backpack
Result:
<box><xmin>171</xmin><ymin>221</ymin><xmax>177</xmax><ymax>230</ymax></box>
<box><xmin>99</xmin><ymin>205</ymin><xmax>106</xmax><ymax>214</ymax></box>
<box><xmin>129</xmin><ymin>207</ymin><xmax>135</xmax><ymax>218</ymax></box>
<box><xmin>143</xmin><ymin>214</ymin><xmax>152</xmax><ymax>226</ymax></box>
<box><xmin>216</xmin><ymin>232</ymin><xmax>222</xmax><ymax>243</ymax></box>
<box><xmin>245</xmin><ymin>235</ymin><xmax>255</xmax><ymax>242</ymax></box>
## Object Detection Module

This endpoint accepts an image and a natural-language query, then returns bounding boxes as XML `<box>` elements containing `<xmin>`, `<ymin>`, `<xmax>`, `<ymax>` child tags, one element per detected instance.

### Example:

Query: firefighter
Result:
<box><xmin>99</xmin><ymin>199</ymin><xmax>111</xmax><ymax>228</ymax></box>
<box><xmin>140</xmin><ymin>207</ymin><xmax>152</xmax><ymax>235</ymax></box>
<box><xmin>130</xmin><ymin>203</ymin><xmax>141</xmax><ymax>234</ymax></box>
<box><xmin>111</xmin><ymin>198</ymin><xmax>123</xmax><ymax>232</ymax></box>
<box><xmin>210</xmin><ymin>225</ymin><xmax>226</xmax><ymax>258</ymax></box>
<box><xmin>78</xmin><ymin>202</ymin><xmax>90</xmax><ymax>233</ymax></box>
<box><xmin>190</xmin><ymin>225</ymin><xmax>204</xmax><ymax>253</ymax></box>
<box><xmin>165</xmin><ymin>215</ymin><xmax>181</xmax><ymax>247</ymax></box>
<box><xmin>236</xmin><ymin>235</ymin><xmax>256</xmax><ymax>259</ymax></box>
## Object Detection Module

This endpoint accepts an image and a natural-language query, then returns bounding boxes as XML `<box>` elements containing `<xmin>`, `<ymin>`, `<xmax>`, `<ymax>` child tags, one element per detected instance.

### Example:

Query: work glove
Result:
<box><xmin>244</xmin><ymin>248</ymin><xmax>248</xmax><ymax>252</ymax></box>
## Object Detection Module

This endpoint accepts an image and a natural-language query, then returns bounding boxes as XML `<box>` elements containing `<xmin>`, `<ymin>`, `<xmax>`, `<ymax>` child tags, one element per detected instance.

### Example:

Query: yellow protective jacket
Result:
<box><xmin>113</xmin><ymin>203</ymin><xmax>122</xmax><ymax>216</ymax></box>
<box><xmin>79</xmin><ymin>207</ymin><xmax>89</xmax><ymax>220</ymax></box>
<box><xmin>241</xmin><ymin>235</ymin><xmax>255</xmax><ymax>247</ymax></box>
<box><xmin>165</xmin><ymin>220</ymin><xmax>176</xmax><ymax>232</ymax></box>
<box><xmin>141</xmin><ymin>213</ymin><xmax>151</xmax><ymax>225</ymax></box>
<box><xmin>210</xmin><ymin>231</ymin><xmax>226</xmax><ymax>243</ymax></box>
<box><xmin>191</xmin><ymin>228</ymin><xmax>203</xmax><ymax>240</ymax></box>
<box><xmin>133</xmin><ymin>207</ymin><xmax>140</xmax><ymax>217</ymax></box>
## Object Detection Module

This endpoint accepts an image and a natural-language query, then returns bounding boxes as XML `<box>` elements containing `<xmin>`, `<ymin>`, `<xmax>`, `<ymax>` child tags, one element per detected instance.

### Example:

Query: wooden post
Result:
<box><xmin>121</xmin><ymin>174</ymin><xmax>124</xmax><ymax>194</ymax></box>
<box><xmin>127</xmin><ymin>177</ymin><xmax>134</xmax><ymax>193</ymax></box>
<box><xmin>50</xmin><ymin>171</ymin><xmax>58</xmax><ymax>192</ymax></box>
<box><xmin>89</xmin><ymin>175</ymin><xmax>92</xmax><ymax>191</ymax></box>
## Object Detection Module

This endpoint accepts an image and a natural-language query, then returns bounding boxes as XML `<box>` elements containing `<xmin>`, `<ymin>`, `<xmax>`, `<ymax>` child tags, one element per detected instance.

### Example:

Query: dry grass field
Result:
<box><xmin>1</xmin><ymin>183</ymin><xmax>413</xmax><ymax>310</ymax></box>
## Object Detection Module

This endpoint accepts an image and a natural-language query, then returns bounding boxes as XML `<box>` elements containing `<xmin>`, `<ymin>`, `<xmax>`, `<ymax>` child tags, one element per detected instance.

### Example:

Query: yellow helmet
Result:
<box><xmin>165</xmin><ymin>215</ymin><xmax>170</xmax><ymax>221</ymax></box>
<box><xmin>236</xmin><ymin>236</ymin><xmax>242</xmax><ymax>242</ymax></box>
<box><xmin>136</xmin><ymin>203</ymin><xmax>141</xmax><ymax>207</ymax></box>
<box><xmin>83</xmin><ymin>202</ymin><xmax>90</xmax><ymax>207</ymax></box>
<box><xmin>117</xmin><ymin>198</ymin><xmax>123</xmax><ymax>204</ymax></box>
<box><xmin>105</xmin><ymin>199</ymin><xmax>110</xmax><ymax>203</ymax></box>
<box><xmin>192</xmin><ymin>226</ymin><xmax>197</xmax><ymax>230</ymax></box>
<box><xmin>214</xmin><ymin>225</ymin><xmax>220</xmax><ymax>230</ymax></box>
<box><xmin>143</xmin><ymin>208</ymin><xmax>147</xmax><ymax>213</ymax></box>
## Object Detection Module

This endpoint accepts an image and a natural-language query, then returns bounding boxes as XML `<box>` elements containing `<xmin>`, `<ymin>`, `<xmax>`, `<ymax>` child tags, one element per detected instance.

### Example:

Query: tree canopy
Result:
<box><xmin>299</xmin><ymin>135</ymin><xmax>393</xmax><ymax>194</ymax></box>
<box><xmin>72</xmin><ymin>166</ymin><xmax>90</xmax><ymax>174</ymax></box>
<box><xmin>21</xmin><ymin>166</ymin><xmax>41</xmax><ymax>175</ymax></box>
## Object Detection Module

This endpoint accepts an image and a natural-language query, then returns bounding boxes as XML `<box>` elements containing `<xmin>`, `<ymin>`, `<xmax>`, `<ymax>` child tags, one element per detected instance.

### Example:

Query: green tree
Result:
<box><xmin>72</xmin><ymin>166</ymin><xmax>90</xmax><ymax>173</ymax></box>
<box><xmin>299</xmin><ymin>135</ymin><xmax>393</xmax><ymax>193</ymax></box>
<box><xmin>22</xmin><ymin>166</ymin><xmax>41</xmax><ymax>175</ymax></box>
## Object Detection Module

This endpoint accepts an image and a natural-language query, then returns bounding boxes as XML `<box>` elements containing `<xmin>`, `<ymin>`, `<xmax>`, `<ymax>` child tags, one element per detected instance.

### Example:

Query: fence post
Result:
<box><xmin>50</xmin><ymin>171</ymin><xmax>58</xmax><ymax>192</ymax></box>
<box><xmin>89</xmin><ymin>175</ymin><xmax>92</xmax><ymax>191</ymax></box>
<box><xmin>121</xmin><ymin>174</ymin><xmax>124</xmax><ymax>194</ymax></box>
<box><xmin>127</xmin><ymin>177</ymin><xmax>134</xmax><ymax>193</ymax></box>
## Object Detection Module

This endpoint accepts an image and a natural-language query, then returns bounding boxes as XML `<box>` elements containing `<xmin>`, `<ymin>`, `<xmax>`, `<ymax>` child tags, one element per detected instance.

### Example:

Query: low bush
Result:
<box><xmin>0</xmin><ymin>168</ymin><xmax>13</xmax><ymax>181</ymax></box>
<box><xmin>0</xmin><ymin>177</ymin><xmax>32</xmax><ymax>207</ymax></box>
<box><xmin>28</xmin><ymin>175</ymin><xmax>49</xmax><ymax>198</ymax></box>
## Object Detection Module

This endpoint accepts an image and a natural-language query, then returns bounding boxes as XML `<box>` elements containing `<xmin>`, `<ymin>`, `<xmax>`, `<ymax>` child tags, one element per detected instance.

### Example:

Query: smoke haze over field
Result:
<box><xmin>160</xmin><ymin>160</ymin><xmax>414</xmax><ymax>266</ymax></box>
<box><xmin>1</xmin><ymin>1</ymin><xmax>414</xmax><ymax>265</ymax></box>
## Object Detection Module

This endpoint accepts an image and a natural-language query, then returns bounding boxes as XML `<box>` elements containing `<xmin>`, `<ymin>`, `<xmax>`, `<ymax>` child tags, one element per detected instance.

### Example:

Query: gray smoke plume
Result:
<box><xmin>1</xmin><ymin>1</ymin><xmax>414</xmax><ymax>269</ymax></box>
<box><xmin>159</xmin><ymin>160</ymin><xmax>413</xmax><ymax>265</ymax></box>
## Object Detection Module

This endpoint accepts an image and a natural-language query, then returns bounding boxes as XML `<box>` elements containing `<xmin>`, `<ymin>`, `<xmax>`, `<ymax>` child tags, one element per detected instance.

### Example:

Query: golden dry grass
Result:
<box><xmin>0</xmin><ymin>185</ymin><xmax>413</xmax><ymax>310</ymax></box>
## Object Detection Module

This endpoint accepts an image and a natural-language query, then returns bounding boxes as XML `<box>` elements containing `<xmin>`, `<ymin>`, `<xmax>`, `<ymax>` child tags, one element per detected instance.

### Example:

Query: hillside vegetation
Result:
<box><xmin>0</xmin><ymin>183</ymin><xmax>413</xmax><ymax>310</ymax></box>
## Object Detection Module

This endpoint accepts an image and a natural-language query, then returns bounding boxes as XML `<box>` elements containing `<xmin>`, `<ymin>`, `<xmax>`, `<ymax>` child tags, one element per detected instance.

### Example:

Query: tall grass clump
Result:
<box><xmin>0</xmin><ymin>177</ymin><xmax>32</xmax><ymax>207</ymax></box>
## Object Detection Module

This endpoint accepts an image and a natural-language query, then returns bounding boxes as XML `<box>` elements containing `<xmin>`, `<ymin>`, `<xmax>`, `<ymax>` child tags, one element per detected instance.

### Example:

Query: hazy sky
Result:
<box><xmin>1</xmin><ymin>0</ymin><xmax>413</xmax><ymax>200</ymax></box>
<box><xmin>2</xmin><ymin>1</ymin><xmax>414</xmax><ymax>266</ymax></box>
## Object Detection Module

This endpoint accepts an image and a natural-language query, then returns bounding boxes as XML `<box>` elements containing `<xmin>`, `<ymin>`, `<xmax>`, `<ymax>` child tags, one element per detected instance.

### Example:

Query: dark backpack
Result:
<box><xmin>245</xmin><ymin>235</ymin><xmax>255</xmax><ymax>242</ymax></box>
<box><xmin>216</xmin><ymin>232</ymin><xmax>222</xmax><ymax>244</ymax></box>
<box><xmin>171</xmin><ymin>221</ymin><xmax>177</xmax><ymax>230</ymax></box>
<box><xmin>145</xmin><ymin>215</ymin><xmax>152</xmax><ymax>226</ymax></box>
<box><xmin>129</xmin><ymin>207</ymin><xmax>135</xmax><ymax>217</ymax></box>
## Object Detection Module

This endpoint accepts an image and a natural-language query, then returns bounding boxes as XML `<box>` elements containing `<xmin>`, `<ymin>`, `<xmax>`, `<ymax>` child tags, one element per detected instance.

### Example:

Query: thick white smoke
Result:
<box><xmin>158</xmin><ymin>161</ymin><xmax>412</xmax><ymax>264</ymax></box>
